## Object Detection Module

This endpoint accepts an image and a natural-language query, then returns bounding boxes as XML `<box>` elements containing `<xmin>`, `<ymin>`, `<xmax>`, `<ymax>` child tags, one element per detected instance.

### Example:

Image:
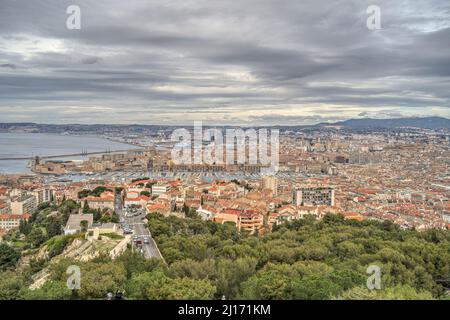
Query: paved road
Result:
<box><xmin>114</xmin><ymin>192</ymin><xmax>124</xmax><ymax>215</ymax></box>
<box><xmin>128</xmin><ymin>216</ymin><xmax>163</xmax><ymax>259</ymax></box>
<box><xmin>115</xmin><ymin>193</ymin><xmax>163</xmax><ymax>260</ymax></box>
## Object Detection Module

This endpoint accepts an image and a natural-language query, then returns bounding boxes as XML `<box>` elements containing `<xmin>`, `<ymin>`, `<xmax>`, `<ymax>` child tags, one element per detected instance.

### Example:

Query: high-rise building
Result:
<box><xmin>30</xmin><ymin>188</ymin><xmax>53</xmax><ymax>205</ymax></box>
<box><xmin>293</xmin><ymin>187</ymin><xmax>335</xmax><ymax>206</ymax></box>
<box><xmin>262</xmin><ymin>176</ymin><xmax>278</xmax><ymax>196</ymax></box>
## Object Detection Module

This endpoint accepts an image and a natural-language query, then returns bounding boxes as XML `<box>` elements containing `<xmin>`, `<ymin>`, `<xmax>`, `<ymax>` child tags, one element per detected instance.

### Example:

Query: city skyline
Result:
<box><xmin>1</xmin><ymin>0</ymin><xmax>449</xmax><ymax>125</ymax></box>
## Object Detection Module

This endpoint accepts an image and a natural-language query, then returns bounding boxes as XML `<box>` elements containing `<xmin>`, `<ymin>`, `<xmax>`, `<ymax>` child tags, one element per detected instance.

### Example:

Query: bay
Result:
<box><xmin>0</xmin><ymin>133</ymin><xmax>139</xmax><ymax>174</ymax></box>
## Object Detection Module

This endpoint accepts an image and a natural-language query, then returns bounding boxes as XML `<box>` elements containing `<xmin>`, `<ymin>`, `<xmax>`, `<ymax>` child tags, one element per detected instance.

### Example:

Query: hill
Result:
<box><xmin>319</xmin><ymin>117</ymin><xmax>450</xmax><ymax>129</ymax></box>
<box><xmin>1</xmin><ymin>212</ymin><xmax>449</xmax><ymax>300</ymax></box>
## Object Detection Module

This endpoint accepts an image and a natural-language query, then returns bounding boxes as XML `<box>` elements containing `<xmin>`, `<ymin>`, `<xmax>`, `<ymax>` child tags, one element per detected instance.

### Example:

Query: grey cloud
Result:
<box><xmin>0</xmin><ymin>0</ymin><xmax>449</xmax><ymax>125</ymax></box>
<box><xmin>81</xmin><ymin>56</ymin><xmax>103</xmax><ymax>65</ymax></box>
<box><xmin>0</xmin><ymin>63</ymin><xmax>16</xmax><ymax>69</ymax></box>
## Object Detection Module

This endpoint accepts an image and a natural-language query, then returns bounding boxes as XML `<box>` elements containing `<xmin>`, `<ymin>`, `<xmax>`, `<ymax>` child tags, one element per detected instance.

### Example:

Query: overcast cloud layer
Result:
<box><xmin>0</xmin><ymin>0</ymin><xmax>449</xmax><ymax>125</ymax></box>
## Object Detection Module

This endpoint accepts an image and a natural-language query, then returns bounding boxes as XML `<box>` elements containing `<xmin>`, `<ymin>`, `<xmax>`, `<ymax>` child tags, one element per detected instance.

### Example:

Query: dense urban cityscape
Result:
<box><xmin>0</xmin><ymin>118</ymin><xmax>449</xmax><ymax>300</ymax></box>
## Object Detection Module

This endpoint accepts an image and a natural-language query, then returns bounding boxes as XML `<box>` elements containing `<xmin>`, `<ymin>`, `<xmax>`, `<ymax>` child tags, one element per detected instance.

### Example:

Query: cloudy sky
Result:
<box><xmin>0</xmin><ymin>0</ymin><xmax>449</xmax><ymax>125</ymax></box>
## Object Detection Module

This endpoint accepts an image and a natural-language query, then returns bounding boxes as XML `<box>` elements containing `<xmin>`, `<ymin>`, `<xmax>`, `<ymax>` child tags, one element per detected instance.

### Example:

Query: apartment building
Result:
<box><xmin>238</xmin><ymin>211</ymin><xmax>264</xmax><ymax>234</ymax></box>
<box><xmin>262</xmin><ymin>176</ymin><xmax>278</xmax><ymax>196</ymax></box>
<box><xmin>0</xmin><ymin>201</ymin><xmax>8</xmax><ymax>214</ymax></box>
<box><xmin>152</xmin><ymin>183</ymin><xmax>171</xmax><ymax>196</ymax></box>
<box><xmin>124</xmin><ymin>192</ymin><xmax>149</xmax><ymax>208</ymax></box>
<box><xmin>293</xmin><ymin>187</ymin><xmax>335</xmax><ymax>206</ymax></box>
<box><xmin>30</xmin><ymin>188</ymin><xmax>54</xmax><ymax>205</ymax></box>
<box><xmin>10</xmin><ymin>194</ymin><xmax>37</xmax><ymax>215</ymax></box>
<box><xmin>0</xmin><ymin>214</ymin><xmax>31</xmax><ymax>231</ymax></box>
<box><xmin>215</xmin><ymin>209</ymin><xmax>240</xmax><ymax>225</ymax></box>
<box><xmin>84</xmin><ymin>192</ymin><xmax>115</xmax><ymax>211</ymax></box>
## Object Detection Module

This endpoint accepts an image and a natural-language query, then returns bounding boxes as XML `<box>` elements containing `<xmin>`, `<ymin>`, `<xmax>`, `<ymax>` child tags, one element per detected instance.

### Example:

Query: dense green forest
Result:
<box><xmin>0</xmin><ymin>201</ymin><xmax>449</xmax><ymax>300</ymax></box>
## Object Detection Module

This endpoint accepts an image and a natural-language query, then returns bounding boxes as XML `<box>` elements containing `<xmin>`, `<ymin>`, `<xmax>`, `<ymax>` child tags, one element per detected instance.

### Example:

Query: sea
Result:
<box><xmin>0</xmin><ymin>133</ymin><xmax>140</xmax><ymax>174</ymax></box>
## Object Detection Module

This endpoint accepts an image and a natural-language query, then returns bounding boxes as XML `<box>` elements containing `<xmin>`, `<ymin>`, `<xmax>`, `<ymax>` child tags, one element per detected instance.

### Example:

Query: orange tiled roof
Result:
<box><xmin>86</xmin><ymin>195</ymin><xmax>114</xmax><ymax>202</ymax></box>
<box><xmin>129</xmin><ymin>179</ymin><xmax>152</xmax><ymax>186</ymax></box>
<box><xmin>222</xmin><ymin>208</ymin><xmax>241</xmax><ymax>215</ymax></box>
<box><xmin>0</xmin><ymin>214</ymin><xmax>31</xmax><ymax>220</ymax></box>
<box><xmin>126</xmin><ymin>195</ymin><xmax>150</xmax><ymax>202</ymax></box>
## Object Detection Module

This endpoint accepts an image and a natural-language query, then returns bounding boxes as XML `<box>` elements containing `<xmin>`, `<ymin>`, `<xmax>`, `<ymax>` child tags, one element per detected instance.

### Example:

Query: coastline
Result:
<box><xmin>0</xmin><ymin>132</ymin><xmax>143</xmax><ymax>174</ymax></box>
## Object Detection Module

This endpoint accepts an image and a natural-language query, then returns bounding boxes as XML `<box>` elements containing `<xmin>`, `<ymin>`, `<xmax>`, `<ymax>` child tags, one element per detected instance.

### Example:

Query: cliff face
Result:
<box><xmin>22</xmin><ymin>235</ymin><xmax>128</xmax><ymax>290</ymax></box>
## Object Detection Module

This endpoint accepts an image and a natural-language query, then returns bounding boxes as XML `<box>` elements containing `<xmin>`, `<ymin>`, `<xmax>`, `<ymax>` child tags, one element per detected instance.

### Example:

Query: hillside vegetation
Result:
<box><xmin>0</xmin><ymin>209</ymin><xmax>449</xmax><ymax>300</ymax></box>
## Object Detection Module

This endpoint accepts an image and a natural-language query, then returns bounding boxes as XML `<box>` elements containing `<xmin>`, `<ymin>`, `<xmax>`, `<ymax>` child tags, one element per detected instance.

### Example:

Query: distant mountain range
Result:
<box><xmin>318</xmin><ymin>117</ymin><xmax>450</xmax><ymax>129</ymax></box>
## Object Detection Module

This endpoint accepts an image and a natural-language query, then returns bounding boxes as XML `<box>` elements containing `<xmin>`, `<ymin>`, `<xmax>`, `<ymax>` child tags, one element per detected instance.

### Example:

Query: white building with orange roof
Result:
<box><xmin>197</xmin><ymin>205</ymin><xmax>219</xmax><ymax>220</ymax></box>
<box><xmin>341</xmin><ymin>211</ymin><xmax>365</xmax><ymax>221</ymax></box>
<box><xmin>215</xmin><ymin>208</ymin><xmax>240</xmax><ymax>226</ymax></box>
<box><xmin>146</xmin><ymin>202</ymin><xmax>171</xmax><ymax>215</ymax></box>
<box><xmin>151</xmin><ymin>183</ymin><xmax>171</xmax><ymax>196</ymax></box>
<box><xmin>206</xmin><ymin>185</ymin><xmax>220</xmax><ymax>196</ymax></box>
<box><xmin>84</xmin><ymin>191</ymin><xmax>115</xmax><ymax>211</ymax></box>
<box><xmin>239</xmin><ymin>209</ymin><xmax>264</xmax><ymax>234</ymax></box>
<box><xmin>124</xmin><ymin>191</ymin><xmax>150</xmax><ymax>208</ymax></box>
<box><xmin>0</xmin><ymin>214</ymin><xmax>31</xmax><ymax>231</ymax></box>
<box><xmin>297</xmin><ymin>205</ymin><xmax>320</xmax><ymax>218</ymax></box>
